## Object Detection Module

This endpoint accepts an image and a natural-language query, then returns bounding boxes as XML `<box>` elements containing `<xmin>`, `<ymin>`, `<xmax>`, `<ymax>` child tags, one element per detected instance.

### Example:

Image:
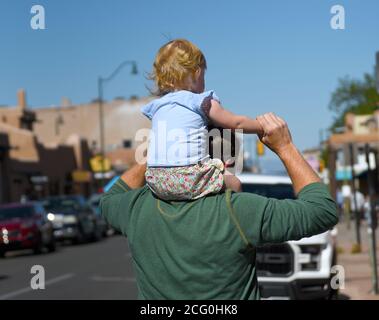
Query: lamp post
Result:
<box><xmin>97</xmin><ymin>60</ymin><xmax>138</xmax><ymax>187</ymax></box>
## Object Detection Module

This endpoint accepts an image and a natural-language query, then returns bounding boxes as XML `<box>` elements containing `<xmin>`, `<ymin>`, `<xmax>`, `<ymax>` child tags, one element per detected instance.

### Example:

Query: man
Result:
<box><xmin>350</xmin><ymin>190</ymin><xmax>365</xmax><ymax>220</ymax></box>
<box><xmin>100</xmin><ymin>113</ymin><xmax>338</xmax><ymax>300</ymax></box>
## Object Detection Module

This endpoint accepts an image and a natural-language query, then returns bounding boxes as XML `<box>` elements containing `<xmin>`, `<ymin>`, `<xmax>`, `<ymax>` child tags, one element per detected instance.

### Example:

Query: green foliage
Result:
<box><xmin>329</xmin><ymin>73</ymin><xmax>379</xmax><ymax>130</ymax></box>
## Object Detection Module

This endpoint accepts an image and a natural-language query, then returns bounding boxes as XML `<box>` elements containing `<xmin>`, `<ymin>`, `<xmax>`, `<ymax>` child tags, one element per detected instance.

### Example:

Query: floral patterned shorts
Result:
<box><xmin>145</xmin><ymin>159</ymin><xmax>225</xmax><ymax>201</ymax></box>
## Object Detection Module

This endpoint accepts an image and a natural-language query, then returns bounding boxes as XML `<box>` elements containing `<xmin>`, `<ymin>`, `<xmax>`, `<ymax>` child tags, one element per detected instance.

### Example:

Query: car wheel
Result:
<box><xmin>91</xmin><ymin>228</ymin><xmax>102</xmax><ymax>242</ymax></box>
<box><xmin>72</xmin><ymin>230</ymin><xmax>85</xmax><ymax>245</ymax></box>
<box><xmin>47</xmin><ymin>239</ymin><xmax>56</xmax><ymax>252</ymax></box>
<box><xmin>33</xmin><ymin>242</ymin><xmax>44</xmax><ymax>255</ymax></box>
<box><xmin>0</xmin><ymin>250</ymin><xmax>5</xmax><ymax>258</ymax></box>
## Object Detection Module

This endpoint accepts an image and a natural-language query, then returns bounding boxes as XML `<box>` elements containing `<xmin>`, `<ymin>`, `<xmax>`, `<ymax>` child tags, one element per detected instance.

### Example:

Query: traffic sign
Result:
<box><xmin>256</xmin><ymin>140</ymin><xmax>265</xmax><ymax>156</ymax></box>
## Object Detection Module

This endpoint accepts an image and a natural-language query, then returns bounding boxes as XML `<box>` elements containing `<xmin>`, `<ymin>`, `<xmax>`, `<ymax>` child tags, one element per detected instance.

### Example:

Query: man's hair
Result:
<box><xmin>149</xmin><ymin>39</ymin><xmax>207</xmax><ymax>96</ymax></box>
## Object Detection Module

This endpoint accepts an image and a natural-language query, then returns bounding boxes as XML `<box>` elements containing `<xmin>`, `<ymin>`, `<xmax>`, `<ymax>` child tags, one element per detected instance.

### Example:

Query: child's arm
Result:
<box><xmin>207</xmin><ymin>99</ymin><xmax>263</xmax><ymax>134</ymax></box>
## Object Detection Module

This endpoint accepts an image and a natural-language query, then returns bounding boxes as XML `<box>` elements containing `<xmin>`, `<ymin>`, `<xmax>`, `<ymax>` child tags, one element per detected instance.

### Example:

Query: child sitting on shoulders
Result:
<box><xmin>141</xmin><ymin>39</ymin><xmax>263</xmax><ymax>200</ymax></box>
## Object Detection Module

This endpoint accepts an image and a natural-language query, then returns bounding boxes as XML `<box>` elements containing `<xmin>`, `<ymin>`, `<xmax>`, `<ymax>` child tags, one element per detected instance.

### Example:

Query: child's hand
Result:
<box><xmin>224</xmin><ymin>159</ymin><xmax>235</xmax><ymax>168</ymax></box>
<box><xmin>255</xmin><ymin>119</ymin><xmax>264</xmax><ymax>137</ymax></box>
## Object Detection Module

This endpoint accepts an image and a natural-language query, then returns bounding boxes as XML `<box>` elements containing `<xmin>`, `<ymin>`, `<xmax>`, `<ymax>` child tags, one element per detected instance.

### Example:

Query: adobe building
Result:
<box><xmin>33</xmin><ymin>96</ymin><xmax>152</xmax><ymax>173</ymax></box>
<box><xmin>0</xmin><ymin>90</ymin><xmax>93</xmax><ymax>203</ymax></box>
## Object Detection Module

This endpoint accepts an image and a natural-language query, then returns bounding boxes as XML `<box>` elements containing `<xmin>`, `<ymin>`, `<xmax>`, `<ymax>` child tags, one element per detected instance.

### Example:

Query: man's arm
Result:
<box><xmin>233</xmin><ymin>185</ymin><xmax>338</xmax><ymax>245</ymax></box>
<box><xmin>100</xmin><ymin>163</ymin><xmax>146</xmax><ymax>232</ymax></box>
<box><xmin>233</xmin><ymin>113</ymin><xmax>338</xmax><ymax>245</ymax></box>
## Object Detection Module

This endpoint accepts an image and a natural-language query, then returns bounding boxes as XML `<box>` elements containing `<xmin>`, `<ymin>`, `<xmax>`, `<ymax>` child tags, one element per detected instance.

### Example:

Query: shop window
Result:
<box><xmin>123</xmin><ymin>140</ymin><xmax>132</xmax><ymax>148</ymax></box>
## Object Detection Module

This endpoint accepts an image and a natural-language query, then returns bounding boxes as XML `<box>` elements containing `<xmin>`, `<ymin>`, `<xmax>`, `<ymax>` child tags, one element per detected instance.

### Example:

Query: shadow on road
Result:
<box><xmin>0</xmin><ymin>275</ymin><xmax>10</xmax><ymax>281</ymax></box>
<box><xmin>0</xmin><ymin>236</ymin><xmax>117</xmax><ymax>260</ymax></box>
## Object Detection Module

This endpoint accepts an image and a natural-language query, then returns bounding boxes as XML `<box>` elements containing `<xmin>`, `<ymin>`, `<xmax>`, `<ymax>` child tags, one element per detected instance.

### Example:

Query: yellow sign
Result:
<box><xmin>256</xmin><ymin>140</ymin><xmax>265</xmax><ymax>156</ymax></box>
<box><xmin>72</xmin><ymin>170</ymin><xmax>92</xmax><ymax>183</ymax></box>
<box><xmin>90</xmin><ymin>155</ymin><xmax>111</xmax><ymax>172</ymax></box>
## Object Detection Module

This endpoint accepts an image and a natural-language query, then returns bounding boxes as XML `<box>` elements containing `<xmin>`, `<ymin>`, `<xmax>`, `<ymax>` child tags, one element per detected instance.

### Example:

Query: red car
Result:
<box><xmin>0</xmin><ymin>202</ymin><xmax>56</xmax><ymax>258</ymax></box>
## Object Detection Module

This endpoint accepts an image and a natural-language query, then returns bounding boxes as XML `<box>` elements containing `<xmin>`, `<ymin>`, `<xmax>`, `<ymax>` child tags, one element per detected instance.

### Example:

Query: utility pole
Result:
<box><xmin>98</xmin><ymin>76</ymin><xmax>105</xmax><ymax>188</ymax></box>
<box><xmin>364</xmin><ymin>144</ymin><xmax>378</xmax><ymax>294</ymax></box>
<box><xmin>368</xmin><ymin>51</ymin><xmax>379</xmax><ymax>294</ymax></box>
<box><xmin>97</xmin><ymin>60</ymin><xmax>138</xmax><ymax>188</ymax></box>
<box><xmin>348</xmin><ymin>143</ymin><xmax>361</xmax><ymax>252</ymax></box>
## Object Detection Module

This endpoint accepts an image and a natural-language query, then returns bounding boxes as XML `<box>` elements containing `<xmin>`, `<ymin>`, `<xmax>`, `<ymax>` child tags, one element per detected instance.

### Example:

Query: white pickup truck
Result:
<box><xmin>238</xmin><ymin>173</ymin><xmax>338</xmax><ymax>300</ymax></box>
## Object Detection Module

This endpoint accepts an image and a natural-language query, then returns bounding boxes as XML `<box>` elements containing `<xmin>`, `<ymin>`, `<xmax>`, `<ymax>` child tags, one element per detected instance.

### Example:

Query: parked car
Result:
<box><xmin>87</xmin><ymin>193</ymin><xmax>111</xmax><ymax>236</ymax></box>
<box><xmin>42</xmin><ymin>195</ymin><xmax>103</xmax><ymax>244</ymax></box>
<box><xmin>0</xmin><ymin>202</ymin><xmax>56</xmax><ymax>257</ymax></box>
<box><xmin>238</xmin><ymin>173</ymin><xmax>338</xmax><ymax>300</ymax></box>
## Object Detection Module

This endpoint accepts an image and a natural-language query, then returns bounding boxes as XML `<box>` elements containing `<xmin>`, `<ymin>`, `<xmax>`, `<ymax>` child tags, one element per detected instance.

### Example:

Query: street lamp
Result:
<box><xmin>97</xmin><ymin>60</ymin><xmax>138</xmax><ymax>187</ymax></box>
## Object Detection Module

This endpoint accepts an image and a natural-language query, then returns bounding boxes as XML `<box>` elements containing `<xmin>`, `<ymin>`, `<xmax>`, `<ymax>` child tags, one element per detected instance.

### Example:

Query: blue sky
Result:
<box><xmin>1</xmin><ymin>0</ymin><xmax>378</xmax><ymax>155</ymax></box>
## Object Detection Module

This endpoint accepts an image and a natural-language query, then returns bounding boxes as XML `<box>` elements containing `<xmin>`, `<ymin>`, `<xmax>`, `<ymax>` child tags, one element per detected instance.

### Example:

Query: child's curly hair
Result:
<box><xmin>150</xmin><ymin>39</ymin><xmax>207</xmax><ymax>96</ymax></box>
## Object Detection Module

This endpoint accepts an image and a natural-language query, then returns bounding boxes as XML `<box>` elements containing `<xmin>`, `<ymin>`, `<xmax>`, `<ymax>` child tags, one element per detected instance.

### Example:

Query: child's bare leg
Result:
<box><xmin>223</xmin><ymin>170</ymin><xmax>242</xmax><ymax>193</ymax></box>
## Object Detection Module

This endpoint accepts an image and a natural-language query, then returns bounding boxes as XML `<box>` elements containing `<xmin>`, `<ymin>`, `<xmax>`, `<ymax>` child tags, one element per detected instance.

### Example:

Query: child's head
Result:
<box><xmin>150</xmin><ymin>39</ymin><xmax>207</xmax><ymax>96</ymax></box>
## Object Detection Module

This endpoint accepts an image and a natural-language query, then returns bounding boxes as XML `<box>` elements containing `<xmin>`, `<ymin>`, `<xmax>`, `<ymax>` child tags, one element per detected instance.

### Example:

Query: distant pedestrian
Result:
<box><xmin>350</xmin><ymin>190</ymin><xmax>365</xmax><ymax>220</ymax></box>
<box><xmin>336</xmin><ymin>188</ymin><xmax>343</xmax><ymax>217</ymax></box>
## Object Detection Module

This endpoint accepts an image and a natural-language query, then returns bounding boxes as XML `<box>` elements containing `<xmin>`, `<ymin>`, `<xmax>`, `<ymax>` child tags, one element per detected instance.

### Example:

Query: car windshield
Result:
<box><xmin>43</xmin><ymin>199</ymin><xmax>82</xmax><ymax>215</ymax></box>
<box><xmin>0</xmin><ymin>206</ymin><xmax>34</xmax><ymax>221</ymax></box>
<box><xmin>242</xmin><ymin>183</ymin><xmax>295</xmax><ymax>200</ymax></box>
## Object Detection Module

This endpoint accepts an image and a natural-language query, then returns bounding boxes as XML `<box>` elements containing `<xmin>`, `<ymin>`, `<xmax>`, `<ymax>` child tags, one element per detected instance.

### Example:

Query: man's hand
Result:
<box><xmin>120</xmin><ymin>163</ymin><xmax>147</xmax><ymax>189</ymax></box>
<box><xmin>256</xmin><ymin>112</ymin><xmax>320</xmax><ymax>195</ymax></box>
<box><xmin>256</xmin><ymin>113</ymin><xmax>293</xmax><ymax>156</ymax></box>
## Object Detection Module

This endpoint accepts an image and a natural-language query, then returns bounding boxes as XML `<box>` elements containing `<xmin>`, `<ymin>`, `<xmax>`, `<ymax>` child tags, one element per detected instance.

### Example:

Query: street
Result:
<box><xmin>0</xmin><ymin>236</ymin><xmax>138</xmax><ymax>300</ymax></box>
<box><xmin>1</xmin><ymin>223</ymin><xmax>379</xmax><ymax>300</ymax></box>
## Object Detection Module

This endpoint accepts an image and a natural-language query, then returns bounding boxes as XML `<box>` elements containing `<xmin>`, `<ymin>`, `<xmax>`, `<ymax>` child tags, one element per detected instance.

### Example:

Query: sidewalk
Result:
<box><xmin>336</xmin><ymin>220</ymin><xmax>379</xmax><ymax>300</ymax></box>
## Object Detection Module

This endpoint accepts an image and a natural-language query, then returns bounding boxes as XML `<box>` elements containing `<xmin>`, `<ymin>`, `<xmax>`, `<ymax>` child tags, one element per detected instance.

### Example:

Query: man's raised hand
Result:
<box><xmin>256</xmin><ymin>113</ymin><xmax>293</xmax><ymax>156</ymax></box>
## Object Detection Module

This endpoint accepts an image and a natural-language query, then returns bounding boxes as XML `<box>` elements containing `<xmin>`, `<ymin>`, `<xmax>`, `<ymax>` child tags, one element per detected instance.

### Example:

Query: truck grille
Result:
<box><xmin>256</xmin><ymin>243</ymin><xmax>294</xmax><ymax>277</ymax></box>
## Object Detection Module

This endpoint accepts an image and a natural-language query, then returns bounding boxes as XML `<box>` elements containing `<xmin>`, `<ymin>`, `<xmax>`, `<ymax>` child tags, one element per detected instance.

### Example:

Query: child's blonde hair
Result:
<box><xmin>150</xmin><ymin>39</ymin><xmax>207</xmax><ymax>96</ymax></box>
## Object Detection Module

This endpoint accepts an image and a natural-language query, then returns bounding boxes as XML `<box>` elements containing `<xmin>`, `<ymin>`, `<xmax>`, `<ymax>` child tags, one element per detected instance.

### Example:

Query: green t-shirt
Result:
<box><xmin>100</xmin><ymin>180</ymin><xmax>337</xmax><ymax>300</ymax></box>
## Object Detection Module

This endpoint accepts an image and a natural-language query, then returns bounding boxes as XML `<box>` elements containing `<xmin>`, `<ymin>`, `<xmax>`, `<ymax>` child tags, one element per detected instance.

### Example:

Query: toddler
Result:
<box><xmin>141</xmin><ymin>39</ymin><xmax>263</xmax><ymax>200</ymax></box>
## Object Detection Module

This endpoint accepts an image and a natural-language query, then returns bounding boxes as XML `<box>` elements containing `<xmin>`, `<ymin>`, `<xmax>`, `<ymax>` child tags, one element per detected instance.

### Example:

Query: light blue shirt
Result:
<box><xmin>141</xmin><ymin>90</ymin><xmax>220</xmax><ymax>167</ymax></box>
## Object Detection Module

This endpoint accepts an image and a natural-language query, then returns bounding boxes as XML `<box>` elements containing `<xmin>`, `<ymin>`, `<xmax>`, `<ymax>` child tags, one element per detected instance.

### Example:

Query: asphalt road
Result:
<box><xmin>0</xmin><ymin>235</ymin><xmax>138</xmax><ymax>300</ymax></box>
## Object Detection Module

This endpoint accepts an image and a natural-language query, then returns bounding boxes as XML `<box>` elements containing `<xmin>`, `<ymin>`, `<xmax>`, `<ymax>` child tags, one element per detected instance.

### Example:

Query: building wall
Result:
<box><xmin>33</xmin><ymin>98</ymin><xmax>152</xmax><ymax>153</ymax></box>
<box><xmin>0</xmin><ymin>108</ymin><xmax>22</xmax><ymax>128</ymax></box>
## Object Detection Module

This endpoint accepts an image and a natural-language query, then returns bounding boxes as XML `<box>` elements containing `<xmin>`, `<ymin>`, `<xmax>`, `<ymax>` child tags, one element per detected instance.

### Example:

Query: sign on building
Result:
<box><xmin>353</xmin><ymin>115</ymin><xmax>375</xmax><ymax>135</ymax></box>
<box><xmin>72</xmin><ymin>170</ymin><xmax>92</xmax><ymax>183</ymax></box>
<box><xmin>90</xmin><ymin>155</ymin><xmax>111</xmax><ymax>173</ymax></box>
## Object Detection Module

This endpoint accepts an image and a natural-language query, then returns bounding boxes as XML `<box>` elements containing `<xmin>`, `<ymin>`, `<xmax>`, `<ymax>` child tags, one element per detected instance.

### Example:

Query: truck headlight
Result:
<box><xmin>299</xmin><ymin>245</ymin><xmax>324</xmax><ymax>271</ymax></box>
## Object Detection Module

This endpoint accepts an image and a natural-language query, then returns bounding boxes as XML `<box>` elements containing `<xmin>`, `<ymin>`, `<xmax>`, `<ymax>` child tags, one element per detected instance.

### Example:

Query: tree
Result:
<box><xmin>329</xmin><ymin>73</ymin><xmax>379</xmax><ymax>130</ymax></box>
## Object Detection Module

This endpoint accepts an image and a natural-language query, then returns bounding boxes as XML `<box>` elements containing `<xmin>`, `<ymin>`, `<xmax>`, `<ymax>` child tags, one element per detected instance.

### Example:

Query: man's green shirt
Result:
<box><xmin>100</xmin><ymin>180</ymin><xmax>337</xmax><ymax>300</ymax></box>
